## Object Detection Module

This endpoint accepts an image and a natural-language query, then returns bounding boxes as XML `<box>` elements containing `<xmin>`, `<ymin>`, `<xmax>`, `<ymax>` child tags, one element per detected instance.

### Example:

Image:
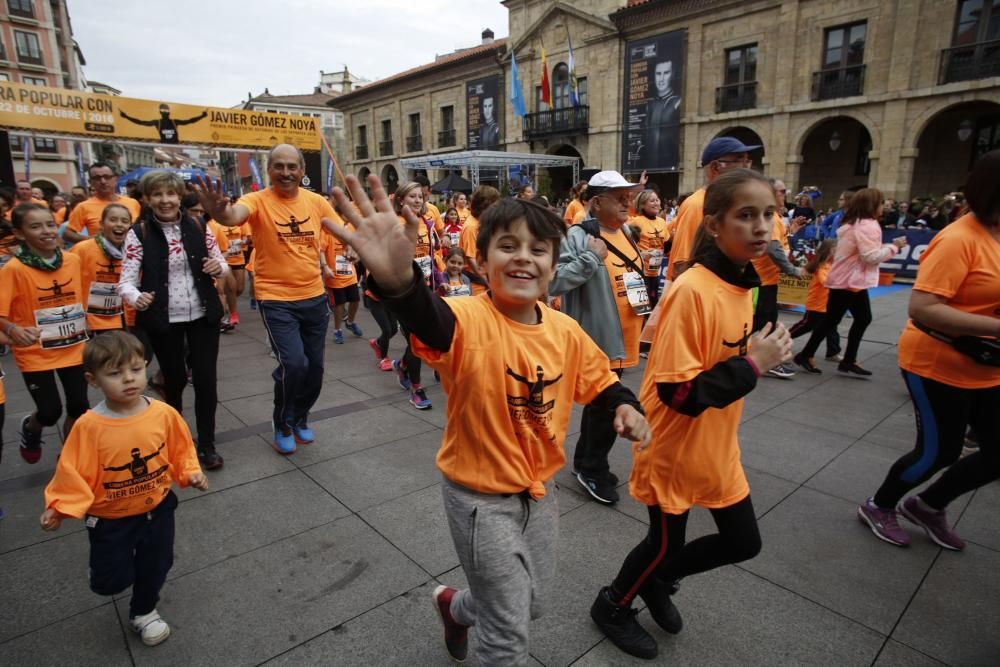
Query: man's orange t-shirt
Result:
<box><xmin>666</xmin><ymin>187</ymin><xmax>706</xmax><ymax>281</ymax></box>
<box><xmin>412</xmin><ymin>294</ymin><xmax>618</xmax><ymax>498</ymax></box>
<box><xmin>44</xmin><ymin>399</ymin><xmax>201</xmax><ymax>519</ymax></box>
<box><xmin>425</xmin><ymin>202</ymin><xmax>445</xmax><ymax>234</ymax></box>
<box><xmin>320</xmin><ymin>221</ymin><xmax>358</xmax><ymax>289</ymax></box>
<box><xmin>459</xmin><ymin>214</ymin><xmax>487</xmax><ymax>295</ymax></box>
<box><xmin>898</xmin><ymin>213</ymin><xmax>1000</xmax><ymax>389</ymax></box>
<box><xmin>564</xmin><ymin>199</ymin><xmax>584</xmax><ymax>226</ymax></box>
<box><xmin>750</xmin><ymin>213</ymin><xmax>787</xmax><ymax>287</ymax></box>
<box><xmin>237</xmin><ymin>188</ymin><xmax>335</xmax><ymax>302</ymax></box>
<box><xmin>67</xmin><ymin>197</ymin><xmax>142</xmax><ymax>236</ymax></box>
<box><xmin>631</xmin><ymin>263</ymin><xmax>753</xmax><ymax>513</ymax></box>
<box><xmin>600</xmin><ymin>227</ymin><xmax>645</xmax><ymax>369</ymax></box>
<box><xmin>69</xmin><ymin>239</ymin><xmax>129</xmax><ymax>331</ymax></box>
<box><xmin>209</xmin><ymin>221</ymin><xmax>250</xmax><ymax>267</ymax></box>
<box><xmin>630</xmin><ymin>214</ymin><xmax>669</xmax><ymax>278</ymax></box>
<box><xmin>0</xmin><ymin>253</ymin><xmax>87</xmax><ymax>372</ymax></box>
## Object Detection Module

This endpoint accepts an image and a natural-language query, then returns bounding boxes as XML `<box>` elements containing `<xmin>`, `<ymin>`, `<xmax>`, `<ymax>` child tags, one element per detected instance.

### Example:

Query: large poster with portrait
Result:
<box><xmin>622</xmin><ymin>30</ymin><xmax>685</xmax><ymax>173</ymax></box>
<box><xmin>466</xmin><ymin>75</ymin><xmax>501</xmax><ymax>150</ymax></box>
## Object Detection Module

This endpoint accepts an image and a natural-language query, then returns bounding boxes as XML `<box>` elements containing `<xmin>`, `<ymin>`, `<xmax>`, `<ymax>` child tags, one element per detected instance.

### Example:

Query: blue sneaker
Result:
<box><xmin>345</xmin><ymin>320</ymin><xmax>364</xmax><ymax>337</ymax></box>
<box><xmin>293</xmin><ymin>423</ymin><xmax>315</xmax><ymax>445</ymax></box>
<box><xmin>272</xmin><ymin>424</ymin><xmax>296</xmax><ymax>455</ymax></box>
<box><xmin>333</xmin><ymin>329</ymin><xmax>344</xmax><ymax>344</ymax></box>
<box><xmin>250</xmin><ymin>299</ymin><xmax>258</xmax><ymax>311</ymax></box>
<box><xmin>392</xmin><ymin>359</ymin><xmax>411</xmax><ymax>390</ymax></box>
<box><xmin>410</xmin><ymin>386</ymin><xmax>432</xmax><ymax>410</ymax></box>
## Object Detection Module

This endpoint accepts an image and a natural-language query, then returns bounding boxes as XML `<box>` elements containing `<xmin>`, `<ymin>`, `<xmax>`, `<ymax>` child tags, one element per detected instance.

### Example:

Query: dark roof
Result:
<box><xmin>248</xmin><ymin>91</ymin><xmax>338</xmax><ymax>108</ymax></box>
<box><xmin>331</xmin><ymin>38</ymin><xmax>507</xmax><ymax>106</ymax></box>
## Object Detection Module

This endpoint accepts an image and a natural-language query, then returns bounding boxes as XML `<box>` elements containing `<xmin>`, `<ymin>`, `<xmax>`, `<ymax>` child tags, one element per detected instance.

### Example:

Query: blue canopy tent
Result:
<box><xmin>116</xmin><ymin>167</ymin><xmax>218</xmax><ymax>195</ymax></box>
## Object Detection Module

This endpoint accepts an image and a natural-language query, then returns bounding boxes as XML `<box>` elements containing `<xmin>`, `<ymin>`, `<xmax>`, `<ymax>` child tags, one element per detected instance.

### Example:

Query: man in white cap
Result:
<box><xmin>549</xmin><ymin>170</ymin><xmax>646</xmax><ymax>504</ymax></box>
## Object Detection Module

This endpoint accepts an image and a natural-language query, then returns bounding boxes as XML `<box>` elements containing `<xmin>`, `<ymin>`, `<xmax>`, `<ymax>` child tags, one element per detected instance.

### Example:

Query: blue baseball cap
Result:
<box><xmin>700</xmin><ymin>137</ymin><xmax>762</xmax><ymax>165</ymax></box>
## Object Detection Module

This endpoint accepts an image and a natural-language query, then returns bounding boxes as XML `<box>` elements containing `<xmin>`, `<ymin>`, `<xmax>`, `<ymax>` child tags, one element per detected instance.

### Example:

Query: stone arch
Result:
<box><xmin>791</xmin><ymin>108</ymin><xmax>879</xmax><ymax>157</ymax></box>
<box><xmin>798</xmin><ymin>116</ymin><xmax>874</xmax><ymax>210</ymax></box>
<box><xmin>906</xmin><ymin>94</ymin><xmax>1000</xmax><ymax>150</ymax></box>
<box><xmin>30</xmin><ymin>178</ymin><xmax>60</xmax><ymax>198</ymax></box>
<box><xmin>380</xmin><ymin>164</ymin><xmax>399</xmax><ymax>193</ymax></box>
<box><xmin>911</xmin><ymin>100</ymin><xmax>1000</xmax><ymax>198</ymax></box>
<box><xmin>542</xmin><ymin>143</ymin><xmax>583</xmax><ymax>202</ymax></box>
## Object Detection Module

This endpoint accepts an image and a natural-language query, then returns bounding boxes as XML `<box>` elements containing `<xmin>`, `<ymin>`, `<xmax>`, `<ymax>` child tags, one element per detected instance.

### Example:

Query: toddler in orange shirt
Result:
<box><xmin>40</xmin><ymin>331</ymin><xmax>207</xmax><ymax>647</ymax></box>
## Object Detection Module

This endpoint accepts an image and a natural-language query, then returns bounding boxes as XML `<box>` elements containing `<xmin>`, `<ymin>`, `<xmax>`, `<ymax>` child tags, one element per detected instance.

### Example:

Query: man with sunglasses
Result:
<box><xmin>666</xmin><ymin>137</ymin><xmax>762</xmax><ymax>281</ymax></box>
<box><xmin>63</xmin><ymin>162</ymin><xmax>142</xmax><ymax>244</ymax></box>
<box><xmin>550</xmin><ymin>171</ymin><xmax>645</xmax><ymax>505</ymax></box>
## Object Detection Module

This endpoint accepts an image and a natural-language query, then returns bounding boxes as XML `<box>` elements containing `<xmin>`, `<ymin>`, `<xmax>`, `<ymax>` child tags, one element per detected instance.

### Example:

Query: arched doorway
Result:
<box><xmin>30</xmin><ymin>179</ymin><xmax>59</xmax><ymax>199</ymax></box>
<box><xmin>911</xmin><ymin>101</ymin><xmax>1000</xmax><ymax>199</ymax></box>
<box><xmin>358</xmin><ymin>167</ymin><xmax>371</xmax><ymax>181</ymax></box>
<box><xmin>380</xmin><ymin>164</ymin><xmax>399</xmax><ymax>193</ymax></box>
<box><xmin>713</xmin><ymin>126</ymin><xmax>766</xmax><ymax>172</ymax></box>
<box><xmin>544</xmin><ymin>144</ymin><xmax>582</xmax><ymax>204</ymax></box>
<box><xmin>798</xmin><ymin>116</ymin><xmax>872</xmax><ymax>211</ymax></box>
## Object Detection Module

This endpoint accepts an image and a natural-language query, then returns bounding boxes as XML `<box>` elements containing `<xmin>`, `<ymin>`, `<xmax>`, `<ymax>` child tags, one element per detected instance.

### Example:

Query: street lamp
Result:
<box><xmin>957</xmin><ymin>119</ymin><xmax>974</xmax><ymax>142</ymax></box>
<box><xmin>828</xmin><ymin>131</ymin><xmax>842</xmax><ymax>152</ymax></box>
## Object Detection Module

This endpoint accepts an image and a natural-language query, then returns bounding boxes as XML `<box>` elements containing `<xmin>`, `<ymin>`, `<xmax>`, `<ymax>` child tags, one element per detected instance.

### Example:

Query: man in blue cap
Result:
<box><xmin>666</xmin><ymin>137</ymin><xmax>762</xmax><ymax>281</ymax></box>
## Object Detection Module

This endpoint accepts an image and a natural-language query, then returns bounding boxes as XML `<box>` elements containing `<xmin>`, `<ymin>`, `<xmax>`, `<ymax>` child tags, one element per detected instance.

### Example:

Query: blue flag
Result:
<box><xmin>75</xmin><ymin>142</ymin><xmax>86</xmax><ymax>186</ymax></box>
<box><xmin>248</xmin><ymin>155</ymin><xmax>263</xmax><ymax>189</ymax></box>
<box><xmin>510</xmin><ymin>51</ymin><xmax>526</xmax><ymax>118</ymax></box>
<box><xmin>22</xmin><ymin>137</ymin><xmax>30</xmax><ymax>182</ymax></box>
<box><xmin>567</xmin><ymin>36</ymin><xmax>580</xmax><ymax>108</ymax></box>
<box><xmin>326</xmin><ymin>156</ymin><xmax>334</xmax><ymax>193</ymax></box>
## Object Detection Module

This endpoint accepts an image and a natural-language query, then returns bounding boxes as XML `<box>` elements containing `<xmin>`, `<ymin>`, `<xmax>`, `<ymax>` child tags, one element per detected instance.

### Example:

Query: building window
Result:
<box><xmin>812</xmin><ymin>22</ymin><xmax>866</xmax><ymax>100</ymax></box>
<box><xmin>406</xmin><ymin>113</ymin><xmax>422</xmax><ymax>152</ymax></box>
<box><xmin>941</xmin><ymin>1</ymin><xmax>1000</xmax><ymax>83</ymax></box>
<box><xmin>355</xmin><ymin>124</ymin><xmax>368</xmax><ymax>160</ymax></box>
<box><xmin>379</xmin><ymin>119</ymin><xmax>393</xmax><ymax>156</ymax></box>
<box><xmin>22</xmin><ymin>75</ymin><xmax>45</xmax><ymax>86</ymax></box>
<box><xmin>0</xmin><ymin>37</ymin><xmax>6</xmax><ymax>61</ymax></box>
<box><xmin>717</xmin><ymin>44</ymin><xmax>758</xmax><ymax>112</ymax></box>
<box><xmin>549</xmin><ymin>64</ymin><xmax>587</xmax><ymax>109</ymax></box>
<box><xmin>0</xmin><ymin>73</ymin><xmax>9</xmax><ymax>81</ymax></box>
<box><xmin>14</xmin><ymin>30</ymin><xmax>43</xmax><ymax>65</ymax></box>
<box><xmin>438</xmin><ymin>106</ymin><xmax>455</xmax><ymax>147</ymax></box>
<box><xmin>7</xmin><ymin>0</ymin><xmax>34</xmax><ymax>18</ymax></box>
<box><xmin>34</xmin><ymin>137</ymin><xmax>57</xmax><ymax>153</ymax></box>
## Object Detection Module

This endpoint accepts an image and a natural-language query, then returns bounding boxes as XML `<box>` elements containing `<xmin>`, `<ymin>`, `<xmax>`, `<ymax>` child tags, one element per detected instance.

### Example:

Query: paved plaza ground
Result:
<box><xmin>1</xmin><ymin>287</ymin><xmax>997</xmax><ymax>666</ymax></box>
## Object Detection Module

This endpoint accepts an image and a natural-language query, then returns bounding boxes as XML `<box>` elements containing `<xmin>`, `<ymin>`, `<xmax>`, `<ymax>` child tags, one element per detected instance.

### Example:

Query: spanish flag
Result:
<box><xmin>540</xmin><ymin>47</ymin><xmax>551</xmax><ymax>108</ymax></box>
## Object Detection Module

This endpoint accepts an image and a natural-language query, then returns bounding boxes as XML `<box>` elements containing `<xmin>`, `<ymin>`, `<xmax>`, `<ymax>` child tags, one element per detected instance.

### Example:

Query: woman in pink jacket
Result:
<box><xmin>793</xmin><ymin>188</ymin><xmax>907</xmax><ymax>376</ymax></box>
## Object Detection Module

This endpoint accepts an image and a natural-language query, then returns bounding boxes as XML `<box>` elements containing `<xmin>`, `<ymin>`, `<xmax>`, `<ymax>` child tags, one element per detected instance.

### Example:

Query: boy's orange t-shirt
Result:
<box><xmin>750</xmin><ymin>213</ymin><xmax>787</xmax><ymax>287</ymax></box>
<box><xmin>69</xmin><ymin>239</ymin><xmax>129</xmax><ymax>331</ymax></box>
<box><xmin>0</xmin><ymin>253</ymin><xmax>87</xmax><ymax>372</ymax></box>
<box><xmin>805</xmin><ymin>262</ymin><xmax>831</xmax><ymax>312</ymax></box>
<box><xmin>630</xmin><ymin>214</ymin><xmax>669</xmax><ymax>277</ymax></box>
<box><xmin>898</xmin><ymin>213</ymin><xmax>1000</xmax><ymax>388</ymax></box>
<box><xmin>237</xmin><ymin>188</ymin><xmax>334</xmax><ymax>302</ymax></box>
<box><xmin>412</xmin><ymin>295</ymin><xmax>618</xmax><ymax>498</ymax></box>
<box><xmin>67</xmin><ymin>197</ymin><xmax>142</xmax><ymax>236</ymax></box>
<box><xmin>564</xmin><ymin>198</ymin><xmax>584</xmax><ymax>226</ymax></box>
<box><xmin>631</xmin><ymin>263</ymin><xmax>753</xmax><ymax>513</ymax></box>
<box><xmin>666</xmin><ymin>187</ymin><xmax>706</xmax><ymax>280</ymax></box>
<box><xmin>209</xmin><ymin>221</ymin><xmax>249</xmax><ymax>266</ymax></box>
<box><xmin>44</xmin><ymin>399</ymin><xmax>202</xmax><ymax>519</ymax></box>
<box><xmin>320</xmin><ymin>222</ymin><xmax>358</xmax><ymax>289</ymax></box>
<box><xmin>600</xmin><ymin>227</ymin><xmax>645</xmax><ymax>369</ymax></box>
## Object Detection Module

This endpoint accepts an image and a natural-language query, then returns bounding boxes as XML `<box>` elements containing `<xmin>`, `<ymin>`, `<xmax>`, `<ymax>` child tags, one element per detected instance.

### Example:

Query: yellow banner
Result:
<box><xmin>0</xmin><ymin>81</ymin><xmax>321</xmax><ymax>151</ymax></box>
<box><xmin>777</xmin><ymin>274</ymin><xmax>811</xmax><ymax>306</ymax></box>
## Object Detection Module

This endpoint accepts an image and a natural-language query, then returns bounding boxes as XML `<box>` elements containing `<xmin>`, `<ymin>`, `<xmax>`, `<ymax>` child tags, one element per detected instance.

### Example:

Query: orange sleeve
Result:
<box><xmin>44</xmin><ymin>420</ymin><xmax>100</xmax><ymax>518</ymax></box>
<box><xmin>67</xmin><ymin>204</ymin><xmax>86</xmax><ymax>233</ymax></box>
<box><xmin>165</xmin><ymin>405</ymin><xmax>201</xmax><ymax>485</ymax></box>
<box><xmin>649</xmin><ymin>281</ymin><xmax>708</xmax><ymax>384</ymax></box>
<box><xmin>573</xmin><ymin>324</ymin><xmax>619</xmax><ymax>405</ymax></box>
<box><xmin>912</xmin><ymin>230</ymin><xmax>972</xmax><ymax>300</ymax></box>
<box><xmin>211</xmin><ymin>222</ymin><xmax>230</xmax><ymax>254</ymax></box>
<box><xmin>0</xmin><ymin>261</ymin><xmax>18</xmax><ymax>318</ymax></box>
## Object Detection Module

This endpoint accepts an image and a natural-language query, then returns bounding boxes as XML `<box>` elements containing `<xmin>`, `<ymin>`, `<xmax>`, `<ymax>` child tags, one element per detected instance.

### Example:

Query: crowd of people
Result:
<box><xmin>0</xmin><ymin>138</ymin><xmax>996</xmax><ymax>664</ymax></box>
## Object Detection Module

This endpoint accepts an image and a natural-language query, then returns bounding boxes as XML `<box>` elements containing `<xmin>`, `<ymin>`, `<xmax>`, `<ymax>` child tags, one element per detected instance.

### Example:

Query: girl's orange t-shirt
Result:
<box><xmin>630</xmin><ymin>214</ymin><xmax>669</xmax><ymax>277</ymax></box>
<box><xmin>70</xmin><ymin>238</ymin><xmax>129</xmax><ymax>331</ymax></box>
<box><xmin>804</xmin><ymin>262</ymin><xmax>831</xmax><ymax>313</ymax></box>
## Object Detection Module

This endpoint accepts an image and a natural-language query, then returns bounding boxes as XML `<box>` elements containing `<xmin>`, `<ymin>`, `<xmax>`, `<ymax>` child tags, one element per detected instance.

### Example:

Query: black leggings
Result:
<box><xmin>644</xmin><ymin>276</ymin><xmax>660</xmax><ymax>309</ymax></box>
<box><xmin>789</xmin><ymin>310</ymin><xmax>841</xmax><ymax>358</ymax></box>
<box><xmin>610</xmin><ymin>495</ymin><xmax>761</xmax><ymax>605</ymax></box>
<box><xmin>799</xmin><ymin>288</ymin><xmax>872</xmax><ymax>364</ymax></box>
<box><xmin>397</xmin><ymin>323</ymin><xmax>422</xmax><ymax>387</ymax></box>
<box><xmin>753</xmin><ymin>284</ymin><xmax>779</xmax><ymax>333</ymax></box>
<box><xmin>21</xmin><ymin>365</ymin><xmax>89</xmax><ymax>427</ymax></box>
<box><xmin>873</xmin><ymin>371</ymin><xmax>1000</xmax><ymax>510</ymax></box>
<box><xmin>368</xmin><ymin>300</ymin><xmax>398</xmax><ymax>359</ymax></box>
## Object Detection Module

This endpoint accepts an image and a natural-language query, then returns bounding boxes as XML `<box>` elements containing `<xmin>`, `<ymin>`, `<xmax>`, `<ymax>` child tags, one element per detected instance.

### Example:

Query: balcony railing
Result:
<box><xmin>523</xmin><ymin>105</ymin><xmax>589</xmax><ymax>140</ymax></box>
<box><xmin>16</xmin><ymin>50</ymin><xmax>43</xmax><ymax>66</ymax></box>
<box><xmin>939</xmin><ymin>40</ymin><xmax>1000</xmax><ymax>84</ymax></box>
<box><xmin>715</xmin><ymin>81</ymin><xmax>757</xmax><ymax>113</ymax></box>
<box><xmin>438</xmin><ymin>128</ymin><xmax>456</xmax><ymax>148</ymax></box>
<box><xmin>355</xmin><ymin>144</ymin><xmax>368</xmax><ymax>160</ymax></box>
<box><xmin>378</xmin><ymin>140</ymin><xmax>393</xmax><ymax>156</ymax></box>
<box><xmin>811</xmin><ymin>64</ymin><xmax>865</xmax><ymax>101</ymax></box>
<box><xmin>406</xmin><ymin>135</ymin><xmax>422</xmax><ymax>152</ymax></box>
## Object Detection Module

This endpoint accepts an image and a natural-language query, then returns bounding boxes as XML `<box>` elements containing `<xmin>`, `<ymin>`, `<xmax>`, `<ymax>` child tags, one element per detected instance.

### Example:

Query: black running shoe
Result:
<box><xmin>576</xmin><ymin>472</ymin><xmax>619</xmax><ymax>505</ymax></box>
<box><xmin>590</xmin><ymin>587</ymin><xmax>658</xmax><ymax>659</ymax></box>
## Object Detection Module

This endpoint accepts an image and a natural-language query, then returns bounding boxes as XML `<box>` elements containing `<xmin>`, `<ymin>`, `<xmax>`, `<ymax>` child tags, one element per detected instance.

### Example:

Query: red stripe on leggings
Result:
<box><xmin>617</xmin><ymin>510</ymin><xmax>669</xmax><ymax>605</ymax></box>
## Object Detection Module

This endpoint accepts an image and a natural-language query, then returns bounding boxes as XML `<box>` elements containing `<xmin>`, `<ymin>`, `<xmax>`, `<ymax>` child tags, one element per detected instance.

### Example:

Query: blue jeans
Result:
<box><xmin>258</xmin><ymin>294</ymin><xmax>329</xmax><ymax>428</ymax></box>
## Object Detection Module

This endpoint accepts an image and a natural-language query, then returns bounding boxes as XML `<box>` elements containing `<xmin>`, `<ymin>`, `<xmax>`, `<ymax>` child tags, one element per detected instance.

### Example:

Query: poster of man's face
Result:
<box><xmin>622</xmin><ymin>30</ymin><xmax>685</xmax><ymax>173</ymax></box>
<box><xmin>467</xmin><ymin>75</ymin><xmax>501</xmax><ymax>150</ymax></box>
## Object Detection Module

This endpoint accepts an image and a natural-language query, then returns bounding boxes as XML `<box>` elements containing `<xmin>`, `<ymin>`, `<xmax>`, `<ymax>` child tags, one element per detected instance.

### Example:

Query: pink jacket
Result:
<box><xmin>825</xmin><ymin>218</ymin><xmax>898</xmax><ymax>290</ymax></box>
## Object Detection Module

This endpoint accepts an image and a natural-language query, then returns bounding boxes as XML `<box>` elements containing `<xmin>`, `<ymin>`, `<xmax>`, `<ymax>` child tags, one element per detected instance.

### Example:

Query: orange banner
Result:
<box><xmin>0</xmin><ymin>81</ymin><xmax>321</xmax><ymax>151</ymax></box>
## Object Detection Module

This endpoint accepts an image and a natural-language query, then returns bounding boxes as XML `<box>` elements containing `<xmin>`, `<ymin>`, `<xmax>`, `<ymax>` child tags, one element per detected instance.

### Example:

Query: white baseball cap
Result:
<box><xmin>587</xmin><ymin>170</ymin><xmax>643</xmax><ymax>192</ymax></box>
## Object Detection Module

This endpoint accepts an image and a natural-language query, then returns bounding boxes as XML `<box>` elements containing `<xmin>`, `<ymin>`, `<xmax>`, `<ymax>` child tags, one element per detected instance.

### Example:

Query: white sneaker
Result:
<box><xmin>129</xmin><ymin>609</ymin><xmax>171</xmax><ymax>646</ymax></box>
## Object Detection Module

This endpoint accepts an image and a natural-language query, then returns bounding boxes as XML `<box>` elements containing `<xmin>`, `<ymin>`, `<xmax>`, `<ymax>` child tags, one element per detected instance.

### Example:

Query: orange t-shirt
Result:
<box><xmin>456</xmin><ymin>205</ymin><xmax>471</xmax><ymax>226</ymax></box>
<box><xmin>412</xmin><ymin>294</ymin><xmax>618</xmax><ymax>498</ymax></box>
<box><xmin>631</xmin><ymin>263</ymin><xmax>753</xmax><ymax>513</ymax></box>
<box><xmin>804</xmin><ymin>262</ymin><xmax>831</xmax><ymax>312</ymax></box>
<box><xmin>666</xmin><ymin>187</ymin><xmax>706</xmax><ymax>281</ymax></box>
<box><xmin>44</xmin><ymin>399</ymin><xmax>201</xmax><ymax>519</ymax></box>
<box><xmin>209</xmin><ymin>221</ymin><xmax>249</xmax><ymax>266</ymax></box>
<box><xmin>425</xmin><ymin>202</ymin><xmax>445</xmax><ymax>234</ymax></box>
<box><xmin>67</xmin><ymin>197</ymin><xmax>142</xmax><ymax>236</ymax></box>
<box><xmin>69</xmin><ymin>239</ymin><xmax>129</xmax><ymax>331</ymax></box>
<box><xmin>750</xmin><ymin>213</ymin><xmax>787</xmax><ymax>287</ymax></box>
<box><xmin>564</xmin><ymin>199</ymin><xmax>584</xmax><ymax>226</ymax></box>
<box><xmin>0</xmin><ymin>253</ymin><xmax>87</xmax><ymax>372</ymax></box>
<box><xmin>320</xmin><ymin>221</ymin><xmax>358</xmax><ymax>289</ymax></box>
<box><xmin>53</xmin><ymin>207</ymin><xmax>67</xmax><ymax>225</ymax></box>
<box><xmin>237</xmin><ymin>188</ymin><xmax>334</xmax><ymax>302</ymax></box>
<box><xmin>459</xmin><ymin>215</ymin><xmax>488</xmax><ymax>295</ymax></box>
<box><xmin>572</xmin><ymin>208</ymin><xmax>588</xmax><ymax>226</ymax></box>
<box><xmin>600</xmin><ymin>227</ymin><xmax>645</xmax><ymax>369</ymax></box>
<box><xmin>898</xmin><ymin>213</ymin><xmax>1000</xmax><ymax>388</ymax></box>
<box><xmin>630</xmin><ymin>214</ymin><xmax>668</xmax><ymax>277</ymax></box>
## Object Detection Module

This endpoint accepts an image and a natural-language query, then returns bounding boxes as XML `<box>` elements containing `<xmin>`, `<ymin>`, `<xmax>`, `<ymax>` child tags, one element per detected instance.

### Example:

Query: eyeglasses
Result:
<box><xmin>91</xmin><ymin>174</ymin><xmax>116</xmax><ymax>180</ymax></box>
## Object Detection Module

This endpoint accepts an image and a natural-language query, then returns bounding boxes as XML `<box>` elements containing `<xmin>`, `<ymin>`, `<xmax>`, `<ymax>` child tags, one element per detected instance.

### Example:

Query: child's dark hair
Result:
<box><xmin>842</xmin><ymin>188</ymin><xmax>883</xmax><ymax>225</ymax></box>
<box><xmin>476</xmin><ymin>198</ymin><xmax>565</xmax><ymax>264</ymax></box>
<box><xmin>444</xmin><ymin>206</ymin><xmax>459</xmax><ymax>221</ymax></box>
<box><xmin>11</xmin><ymin>203</ymin><xmax>51</xmax><ymax>229</ymax></box>
<box><xmin>83</xmin><ymin>330</ymin><xmax>146</xmax><ymax>374</ymax></box>
<box><xmin>678</xmin><ymin>168</ymin><xmax>771</xmax><ymax>275</ymax></box>
<box><xmin>965</xmin><ymin>149</ymin><xmax>1000</xmax><ymax>226</ymax></box>
<box><xmin>100</xmin><ymin>202</ymin><xmax>132</xmax><ymax>224</ymax></box>
<box><xmin>445</xmin><ymin>246</ymin><xmax>466</xmax><ymax>261</ymax></box>
<box><xmin>805</xmin><ymin>239</ymin><xmax>837</xmax><ymax>274</ymax></box>
<box><xmin>470</xmin><ymin>185</ymin><xmax>501</xmax><ymax>219</ymax></box>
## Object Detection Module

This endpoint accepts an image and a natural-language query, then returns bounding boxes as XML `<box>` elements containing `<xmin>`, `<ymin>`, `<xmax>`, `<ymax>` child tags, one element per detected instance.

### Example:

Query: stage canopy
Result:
<box><xmin>400</xmin><ymin>150</ymin><xmax>580</xmax><ymax>187</ymax></box>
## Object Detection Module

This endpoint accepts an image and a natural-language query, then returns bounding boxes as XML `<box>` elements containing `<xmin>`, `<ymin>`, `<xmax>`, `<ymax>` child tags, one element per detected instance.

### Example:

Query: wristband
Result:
<box><xmin>5</xmin><ymin>322</ymin><xmax>16</xmax><ymax>336</ymax></box>
<box><xmin>742</xmin><ymin>355</ymin><xmax>761</xmax><ymax>377</ymax></box>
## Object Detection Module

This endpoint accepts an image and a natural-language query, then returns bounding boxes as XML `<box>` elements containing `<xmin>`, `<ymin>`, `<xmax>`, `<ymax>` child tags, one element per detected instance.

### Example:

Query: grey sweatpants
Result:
<box><xmin>442</xmin><ymin>478</ymin><xmax>558</xmax><ymax>666</ymax></box>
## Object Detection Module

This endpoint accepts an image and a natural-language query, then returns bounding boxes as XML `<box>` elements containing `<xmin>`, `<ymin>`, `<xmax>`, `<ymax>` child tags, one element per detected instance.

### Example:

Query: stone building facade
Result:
<box><xmin>333</xmin><ymin>0</ymin><xmax>1000</xmax><ymax>209</ymax></box>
